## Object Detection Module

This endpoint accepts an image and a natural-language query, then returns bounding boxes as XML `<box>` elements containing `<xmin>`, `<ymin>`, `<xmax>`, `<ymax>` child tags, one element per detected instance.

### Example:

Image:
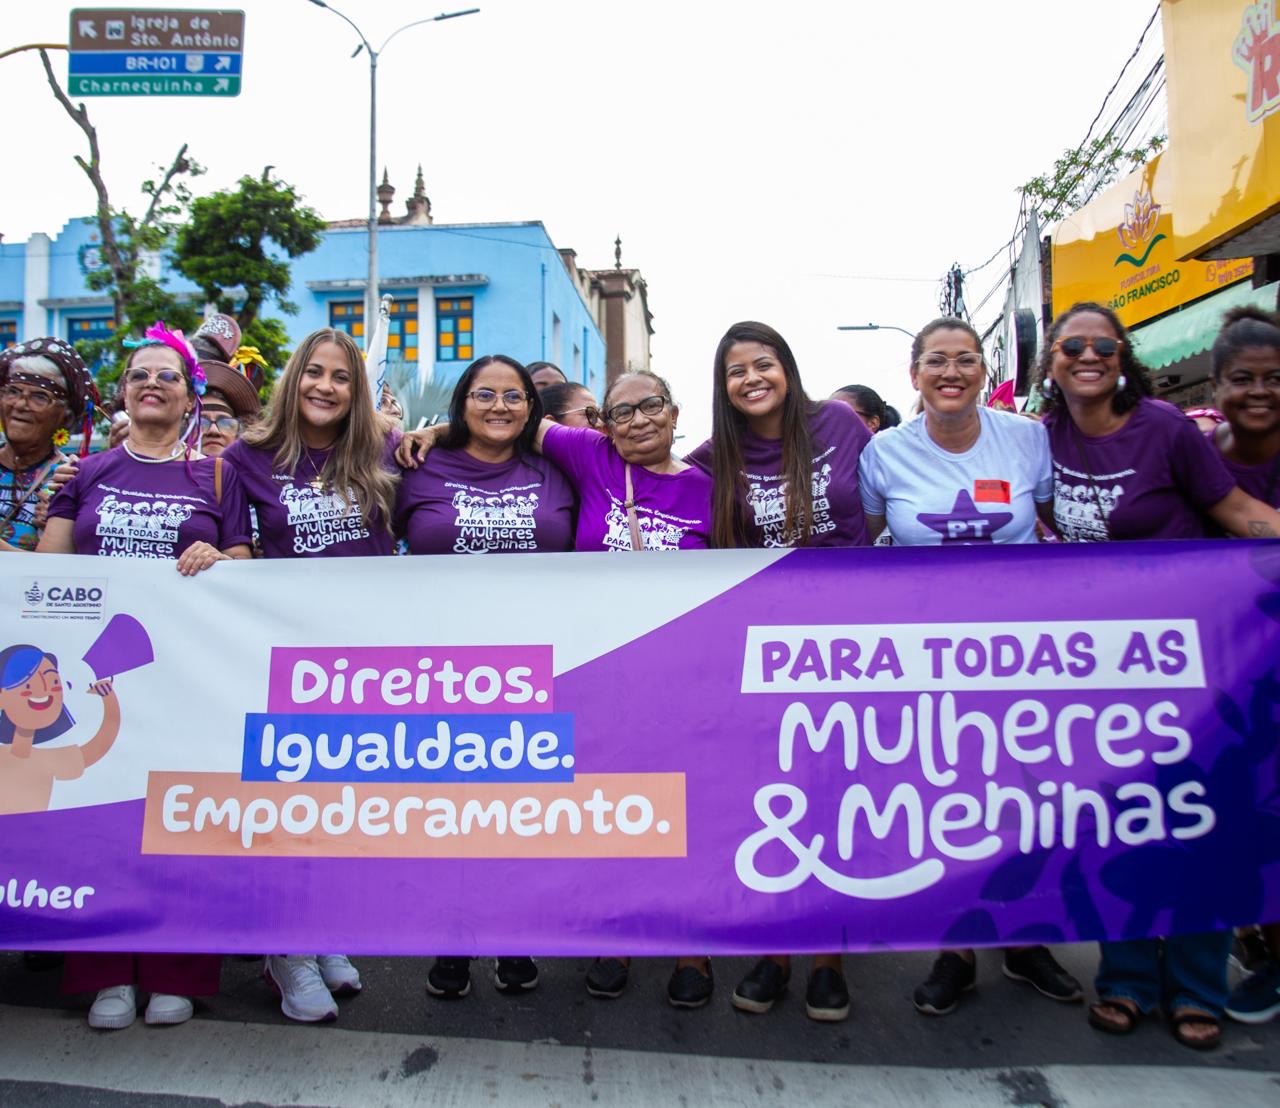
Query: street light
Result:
<box><xmin>308</xmin><ymin>2</ymin><xmax>480</xmax><ymax>337</ymax></box>
<box><xmin>837</xmin><ymin>323</ymin><xmax>915</xmax><ymax>339</ymax></box>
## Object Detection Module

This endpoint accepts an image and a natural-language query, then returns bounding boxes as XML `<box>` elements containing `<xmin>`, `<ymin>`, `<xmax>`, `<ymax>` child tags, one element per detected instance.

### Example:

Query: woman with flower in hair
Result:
<box><xmin>35</xmin><ymin>322</ymin><xmax>251</xmax><ymax>1031</ymax></box>
<box><xmin>0</xmin><ymin>337</ymin><xmax>99</xmax><ymax>552</ymax></box>
<box><xmin>220</xmin><ymin>327</ymin><xmax>400</xmax><ymax>1022</ymax></box>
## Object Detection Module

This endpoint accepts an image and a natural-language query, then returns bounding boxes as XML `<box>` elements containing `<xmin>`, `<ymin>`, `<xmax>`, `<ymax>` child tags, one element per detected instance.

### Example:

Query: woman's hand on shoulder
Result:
<box><xmin>395</xmin><ymin>424</ymin><xmax>449</xmax><ymax>469</ymax></box>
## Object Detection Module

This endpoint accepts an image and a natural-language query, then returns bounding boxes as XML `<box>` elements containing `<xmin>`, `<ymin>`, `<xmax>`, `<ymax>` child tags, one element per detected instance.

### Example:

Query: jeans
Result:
<box><xmin>1094</xmin><ymin>932</ymin><xmax>1231</xmax><ymax>1016</ymax></box>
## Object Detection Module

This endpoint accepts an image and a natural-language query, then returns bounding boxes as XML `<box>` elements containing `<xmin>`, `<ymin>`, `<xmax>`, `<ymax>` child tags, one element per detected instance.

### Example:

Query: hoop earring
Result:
<box><xmin>1116</xmin><ymin>374</ymin><xmax>1128</xmax><ymax>392</ymax></box>
<box><xmin>1041</xmin><ymin>378</ymin><xmax>1056</xmax><ymax>398</ymax></box>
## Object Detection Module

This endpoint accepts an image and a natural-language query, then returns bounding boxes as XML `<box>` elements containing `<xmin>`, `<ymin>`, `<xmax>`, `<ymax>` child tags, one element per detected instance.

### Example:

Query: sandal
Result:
<box><xmin>1087</xmin><ymin>998</ymin><xmax>1140</xmax><ymax>1035</ymax></box>
<box><xmin>1170</xmin><ymin>1010</ymin><xmax>1222</xmax><ymax>1052</ymax></box>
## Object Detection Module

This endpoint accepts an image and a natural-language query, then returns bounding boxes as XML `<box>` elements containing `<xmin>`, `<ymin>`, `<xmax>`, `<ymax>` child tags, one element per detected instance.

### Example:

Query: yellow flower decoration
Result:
<box><xmin>52</xmin><ymin>428</ymin><xmax>71</xmax><ymax>446</ymax></box>
<box><xmin>231</xmin><ymin>345</ymin><xmax>270</xmax><ymax>373</ymax></box>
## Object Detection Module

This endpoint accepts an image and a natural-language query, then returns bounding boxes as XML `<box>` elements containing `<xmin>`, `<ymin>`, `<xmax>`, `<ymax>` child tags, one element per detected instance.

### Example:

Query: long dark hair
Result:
<box><xmin>710</xmin><ymin>321</ymin><xmax>816</xmax><ymax>549</ymax></box>
<box><xmin>441</xmin><ymin>355</ymin><xmax>544</xmax><ymax>454</ymax></box>
<box><xmin>1035</xmin><ymin>302</ymin><xmax>1151</xmax><ymax>416</ymax></box>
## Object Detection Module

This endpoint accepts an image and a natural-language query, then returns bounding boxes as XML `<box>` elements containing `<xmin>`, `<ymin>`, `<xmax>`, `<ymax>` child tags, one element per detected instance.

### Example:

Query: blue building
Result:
<box><xmin>0</xmin><ymin>170</ymin><xmax>636</xmax><ymax>398</ymax></box>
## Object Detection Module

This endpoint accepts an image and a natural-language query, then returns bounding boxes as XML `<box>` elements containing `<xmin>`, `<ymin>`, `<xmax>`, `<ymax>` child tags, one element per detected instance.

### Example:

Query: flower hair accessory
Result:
<box><xmin>122</xmin><ymin>321</ymin><xmax>206</xmax><ymax>396</ymax></box>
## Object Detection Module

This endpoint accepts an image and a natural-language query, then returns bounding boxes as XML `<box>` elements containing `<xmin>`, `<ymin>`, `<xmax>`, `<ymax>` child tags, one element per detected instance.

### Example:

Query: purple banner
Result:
<box><xmin>1</xmin><ymin>542</ymin><xmax>1277</xmax><ymax>954</ymax></box>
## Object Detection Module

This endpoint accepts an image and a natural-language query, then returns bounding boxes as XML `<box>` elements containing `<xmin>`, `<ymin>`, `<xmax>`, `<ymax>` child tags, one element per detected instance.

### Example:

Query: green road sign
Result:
<box><xmin>69</xmin><ymin>73</ymin><xmax>240</xmax><ymax>96</ymax></box>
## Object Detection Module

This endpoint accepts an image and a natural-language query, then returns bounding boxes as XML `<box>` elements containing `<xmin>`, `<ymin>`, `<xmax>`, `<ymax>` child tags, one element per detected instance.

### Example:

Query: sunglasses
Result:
<box><xmin>1052</xmin><ymin>336</ymin><xmax>1124</xmax><ymax>359</ymax></box>
<box><xmin>124</xmin><ymin>367</ymin><xmax>187</xmax><ymax>387</ymax></box>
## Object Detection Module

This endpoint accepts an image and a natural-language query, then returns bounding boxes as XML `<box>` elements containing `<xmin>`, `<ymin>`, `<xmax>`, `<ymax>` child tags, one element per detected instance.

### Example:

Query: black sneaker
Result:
<box><xmin>425</xmin><ymin>956</ymin><xmax>472</xmax><ymax>999</ymax></box>
<box><xmin>731</xmin><ymin>958</ymin><xmax>790</xmax><ymax>1014</ymax></box>
<box><xmin>494</xmin><ymin>956</ymin><xmax>539</xmax><ymax>993</ymax></box>
<box><xmin>667</xmin><ymin>963</ymin><xmax>713</xmax><ymax>1009</ymax></box>
<box><xmin>585</xmin><ymin>957</ymin><xmax>630</xmax><ymax>999</ymax></box>
<box><xmin>1002</xmin><ymin>945</ymin><xmax>1083</xmax><ymax>1002</ymax></box>
<box><xmin>805</xmin><ymin>966</ymin><xmax>850</xmax><ymax>1022</ymax></box>
<box><xmin>913</xmin><ymin>952</ymin><xmax>976</xmax><ymax>1015</ymax></box>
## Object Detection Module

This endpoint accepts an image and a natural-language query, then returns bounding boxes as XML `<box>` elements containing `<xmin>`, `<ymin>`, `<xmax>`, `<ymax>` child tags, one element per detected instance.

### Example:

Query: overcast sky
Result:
<box><xmin>2</xmin><ymin>0</ymin><xmax>1161</xmax><ymax>440</ymax></box>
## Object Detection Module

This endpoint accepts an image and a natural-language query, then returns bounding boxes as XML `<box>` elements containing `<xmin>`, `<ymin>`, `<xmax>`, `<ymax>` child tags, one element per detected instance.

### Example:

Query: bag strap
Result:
<box><xmin>214</xmin><ymin>455</ymin><xmax>223</xmax><ymax>505</ymax></box>
<box><xmin>1</xmin><ymin>451</ymin><xmax>63</xmax><ymax>532</ymax></box>
<box><xmin>624</xmin><ymin>464</ymin><xmax>643</xmax><ymax>551</ymax></box>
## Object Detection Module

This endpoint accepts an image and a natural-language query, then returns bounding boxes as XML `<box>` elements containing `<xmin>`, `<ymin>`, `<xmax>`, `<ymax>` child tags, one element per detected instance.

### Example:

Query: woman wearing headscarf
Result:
<box><xmin>37</xmin><ymin>322</ymin><xmax>252</xmax><ymax>1029</ymax></box>
<box><xmin>0</xmin><ymin>337</ymin><xmax>98</xmax><ymax>552</ymax></box>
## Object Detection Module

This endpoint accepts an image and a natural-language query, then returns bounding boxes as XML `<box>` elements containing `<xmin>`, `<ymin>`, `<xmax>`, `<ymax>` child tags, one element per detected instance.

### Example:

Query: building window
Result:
<box><xmin>386</xmin><ymin>298</ymin><xmax>419</xmax><ymax>363</ymax></box>
<box><xmin>436</xmin><ymin>297</ymin><xmax>474</xmax><ymax>363</ymax></box>
<box><xmin>68</xmin><ymin>316</ymin><xmax>116</xmax><ymax>343</ymax></box>
<box><xmin>329</xmin><ymin>300</ymin><xmax>364</xmax><ymax>341</ymax></box>
<box><xmin>0</xmin><ymin>319</ymin><xmax>16</xmax><ymax>349</ymax></box>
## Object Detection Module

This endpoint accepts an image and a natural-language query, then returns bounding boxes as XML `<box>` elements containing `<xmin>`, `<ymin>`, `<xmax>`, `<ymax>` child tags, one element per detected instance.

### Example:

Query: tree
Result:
<box><xmin>172</xmin><ymin>170</ymin><xmax>326</xmax><ymax>332</ymax></box>
<box><xmin>1021</xmin><ymin>134</ymin><xmax>1166</xmax><ymax>223</ymax></box>
<box><xmin>38</xmin><ymin>49</ymin><xmax>204</xmax><ymax>353</ymax></box>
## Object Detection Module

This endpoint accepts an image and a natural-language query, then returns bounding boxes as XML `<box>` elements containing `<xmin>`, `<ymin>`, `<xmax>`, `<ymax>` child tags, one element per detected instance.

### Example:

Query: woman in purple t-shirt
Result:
<box><xmin>395</xmin><ymin>356</ymin><xmax>575</xmax><ymax>556</ymax></box>
<box><xmin>688</xmin><ymin>321</ymin><xmax>870</xmax><ymax>1023</ymax></box>
<box><xmin>1039</xmin><ymin>301</ymin><xmax>1280</xmax><ymax>1051</ymax></box>
<box><xmin>39</xmin><ymin>323</ymin><xmax>251</xmax><ymax>1032</ymax></box>
<box><xmin>219</xmin><ymin>328</ymin><xmax>397</xmax><ymax>1024</ymax></box>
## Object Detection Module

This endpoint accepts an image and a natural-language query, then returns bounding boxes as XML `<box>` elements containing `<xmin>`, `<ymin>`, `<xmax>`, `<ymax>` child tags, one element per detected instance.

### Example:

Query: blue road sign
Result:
<box><xmin>69</xmin><ymin>51</ymin><xmax>243</xmax><ymax>75</ymax></box>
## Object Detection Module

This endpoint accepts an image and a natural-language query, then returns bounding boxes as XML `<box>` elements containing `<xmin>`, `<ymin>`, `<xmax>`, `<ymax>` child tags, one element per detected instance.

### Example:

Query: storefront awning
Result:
<box><xmin>1131</xmin><ymin>281</ymin><xmax>1279</xmax><ymax>369</ymax></box>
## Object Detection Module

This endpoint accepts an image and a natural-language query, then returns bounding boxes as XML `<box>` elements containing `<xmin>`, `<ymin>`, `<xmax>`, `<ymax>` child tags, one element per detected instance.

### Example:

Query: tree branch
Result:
<box><xmin>141</xmin><ymin>143</ymin><xmax>191</xmax><ymax>229</ymax></box>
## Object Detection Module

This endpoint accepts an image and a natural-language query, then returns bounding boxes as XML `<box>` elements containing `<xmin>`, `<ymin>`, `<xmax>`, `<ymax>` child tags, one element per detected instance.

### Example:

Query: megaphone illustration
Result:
<box><xmin>82</xmin><ymin>614</ymin><xmax>154</xmax><ymax>681</ymax></box>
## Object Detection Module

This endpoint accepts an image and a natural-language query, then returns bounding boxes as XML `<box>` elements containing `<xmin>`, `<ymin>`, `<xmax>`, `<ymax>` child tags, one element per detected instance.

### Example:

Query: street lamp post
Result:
<box><xmin>308</xmin><ymin>2</ymin><xmax>480</xmax><ymax>338</ymax></box>
<box><xmin>837</xmin><ymin>323</ymin><xmax>916</xmax><ymax>339</ymax></box>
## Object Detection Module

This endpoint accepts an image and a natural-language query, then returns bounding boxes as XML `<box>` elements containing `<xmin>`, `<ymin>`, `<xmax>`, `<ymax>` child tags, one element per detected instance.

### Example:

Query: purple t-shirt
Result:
<box><xmin>540</xmin><ymin>423</ymin><xmax>712</xmax><ymax>551</ymax></box>
<box><xmin>394</xmin><ymin>447</ymin><xmax>575</xmax><ymax>555</ymax></box>
<box><xmin>49</xmin><ymin>448</ymin><xmax>251</xmax><ymax>559</ymax></box>
<box><xmin>1221</xmin><ymin>453</ymin><xmax>1280</xmax><ymax>508</ymax></box>
<box><xmin>221</xmin><ymin>437</ymin><xmax>399</xmax><ymax>558</ymax></box>
<box><xmin>1044</xmin><ymin>397</ymin><xmax>1236</xmax><ymax>542</ymax></box>
<box><xmin>685</xmin><ymin>399</ymin><xmax>872</xmax><ymax>548</ymax></box>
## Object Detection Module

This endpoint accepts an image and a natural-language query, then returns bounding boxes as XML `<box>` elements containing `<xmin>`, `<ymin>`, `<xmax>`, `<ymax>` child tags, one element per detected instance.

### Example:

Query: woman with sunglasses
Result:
<box><xmin>37</xmin><ymin>323</ymin><xmax>251</xmax><ymax>1030</ymax></box>
<box><xmin>540</xmin><ymin>381</ymin><xmax>601</xmax><ymax>431</ymax></box>
<box><xmin>857</xmin><ymin>317</ymin><xmax>1083</xmax><ymax>1017</ymax></box>
<box><xmin>1038</xmin><ymin>301</ymin><xmax>1280</xmax><ymax>1051</ymax></box>
<box><xmin>218</xmin><ymin>328</ymin><xmax>398</xmax><ymax>1022</ymax></box>
<box><xmin>682</xmin><ymin>320</ymin><xmax>873</xmax><ymax>1022</ymax></box>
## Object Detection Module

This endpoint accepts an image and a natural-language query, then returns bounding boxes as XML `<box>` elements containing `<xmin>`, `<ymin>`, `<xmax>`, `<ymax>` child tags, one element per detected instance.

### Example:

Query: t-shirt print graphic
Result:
<box><xmin>280</xmin><ymin>484</ymin><xmax>370</xmax><ymax>555</ymax></box>
<box><xmin>916</xmin><ymin>490</ymin><xmax>1014</xmax><ymax>543</ymax></box>
<box><xmin>94</xmin><ymin>493</ymin><xmax>193</xmax><ymax>557</ymax></box>
<box><xmin>603</xmin><ymin>494</ymin><xmax>692</xmax><ymax>551</ymax></box>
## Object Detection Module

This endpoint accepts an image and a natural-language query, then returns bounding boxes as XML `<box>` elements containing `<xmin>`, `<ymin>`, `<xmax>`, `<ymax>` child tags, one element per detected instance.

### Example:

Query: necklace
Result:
<box><xmin>123</xmin><ymin>440</ymin><xmax>183</xmax><ymax>464</ymax></box>
<box><xmin>303</xmin><ymin>448</ymin><xmax>327</xmax><ymax>491</ymax></box>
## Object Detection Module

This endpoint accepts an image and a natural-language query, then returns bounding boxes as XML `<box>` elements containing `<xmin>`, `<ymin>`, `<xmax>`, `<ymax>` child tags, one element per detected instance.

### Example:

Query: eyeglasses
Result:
<box><xmin>0</xmin><ymin>385</ymin><xmax>62</xmax><ymax>411</ymax></box>
<box><xmin>605</xmin><ymin>395</ymin><xmax>668</xmax><ymax>424</ymax></box>
<box><xmin>1052</xmin><ymin>336</ymin><xmax>1123</xmax><ymax>359</ymax></box>
<box><xmin>124</xmin><ymin>367</ymin><xmax>186</xmax><ymax>387</ymax></box>
<box><xmin>467</xmin><ymin>388</ymin><xmax>529</xmax><ymax>408</ymax></box>
<box><xmin>917</xmin><ymin>353</ymin><xmax>984</xmax><ymax>373</ymax></box>
<box><xmin>564</xmin><ymin>404</ymin><xmax>602</xmax><ymax>427</ymax></box>
<box><xmin>199</xmin><ymin>414</ymin><xmax>240</xmax><ymax>432</ymax></box>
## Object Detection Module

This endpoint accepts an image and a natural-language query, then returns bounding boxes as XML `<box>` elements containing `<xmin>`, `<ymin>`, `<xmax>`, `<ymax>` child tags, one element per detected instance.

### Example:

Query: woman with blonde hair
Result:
<box><xmin>221</xmin><ymin>328</ymin><xmax>401</xmax><ymax>1021</ymax></box>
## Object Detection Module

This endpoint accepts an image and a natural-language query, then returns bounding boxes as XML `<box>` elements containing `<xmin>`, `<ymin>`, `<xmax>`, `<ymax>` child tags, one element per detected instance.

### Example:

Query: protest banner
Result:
<box><xmin>1</xmin><ymin>542</ymin><xmax>1277</xmax><ymax>954</ymax></box>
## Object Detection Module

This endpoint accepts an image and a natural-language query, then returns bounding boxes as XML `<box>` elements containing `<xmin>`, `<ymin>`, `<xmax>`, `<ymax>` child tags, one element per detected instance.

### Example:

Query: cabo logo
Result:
<box><xmin>20</xmin><ymin>577</ymin><xmax>107</xmax><ymax>622</ymax></box>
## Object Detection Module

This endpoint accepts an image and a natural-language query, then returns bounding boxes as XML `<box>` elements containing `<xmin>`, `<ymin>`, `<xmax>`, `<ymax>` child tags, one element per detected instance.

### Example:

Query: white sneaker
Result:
<box><xmin>265</xmin><ymin>955</ymin><xmax>338</xmax><ymax>1022</ymax></box>
<box><xmin>317</xmin><ymin>954</ymin><xmax>362</xmax><ymax>996</ymax></box>
<box><xmin>144</xmin><ymin>993</ymin><xmax>194</xmax><ymax>1025</ymax></box>
<box><xmin>88</xmin><ymin>984</ymin><xmax>137</xmax><ymax>1030</ymax></box>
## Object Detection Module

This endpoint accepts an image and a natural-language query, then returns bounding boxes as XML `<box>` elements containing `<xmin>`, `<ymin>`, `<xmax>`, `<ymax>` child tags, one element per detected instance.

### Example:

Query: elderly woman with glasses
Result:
<box><xmin>0</xmin><ymin>338</ymin><xmax>99</xmax><ymax>553</ymax></box>
<box><xmin>35</xmin><ymin>322</ymin><xmax>252</xmax><ymax>1031</ymax></box>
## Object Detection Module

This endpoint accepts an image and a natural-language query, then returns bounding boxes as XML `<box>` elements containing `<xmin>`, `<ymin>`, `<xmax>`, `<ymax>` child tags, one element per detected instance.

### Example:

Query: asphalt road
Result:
<box><xmin>0</xmin><ymin>944</ymin><xmax>1277</xmax><ymax>1106</ymax></box>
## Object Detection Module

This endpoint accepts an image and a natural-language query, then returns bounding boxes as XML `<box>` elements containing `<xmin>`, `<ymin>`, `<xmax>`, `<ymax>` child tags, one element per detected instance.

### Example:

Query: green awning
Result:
<box><xmin>1131</xmin><ymin>281</ymin><xmax>1279</xmax><ymax>368</ymax></box>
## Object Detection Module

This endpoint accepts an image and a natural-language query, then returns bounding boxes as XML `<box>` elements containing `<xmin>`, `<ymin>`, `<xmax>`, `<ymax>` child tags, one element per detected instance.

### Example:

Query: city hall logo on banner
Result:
<box><xmin>1114</xmin><ymin>183</ymin><xmax>1164</xmax><ymax>269</ymax></box>
<box><xmin>1234</xmin><ymin>1</ymin><xmax>1280</xmax><ymax>123</ymax></box>
<box><xmin>20</xmin><ymin>578</ymin><xmax>107</xmax><ymax>622</ymax></box>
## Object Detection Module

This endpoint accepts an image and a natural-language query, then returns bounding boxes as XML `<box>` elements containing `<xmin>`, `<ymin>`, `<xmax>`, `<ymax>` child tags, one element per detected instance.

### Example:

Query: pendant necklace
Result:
<box><xmin>303</xmin><ymin>448</ymin><xmax>327</xmax><ymax>491</ymax></box>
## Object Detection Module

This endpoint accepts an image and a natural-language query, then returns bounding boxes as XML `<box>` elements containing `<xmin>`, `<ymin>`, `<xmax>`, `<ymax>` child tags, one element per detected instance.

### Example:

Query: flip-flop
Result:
<box><xmin>1170</xmin><ymin>1011</ymin><xmax>1222</xmax><ymax>1052</ymax></box>
<box><xmin>1088</xmin><ymin>998</ymin><xmax>1141</xmax><ymax>1035</ymax></box>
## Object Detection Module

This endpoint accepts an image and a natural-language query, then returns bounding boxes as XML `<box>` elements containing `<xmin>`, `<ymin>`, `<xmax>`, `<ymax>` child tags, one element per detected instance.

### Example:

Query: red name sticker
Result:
<box><xmin>974</xmin><ymin>479</ymin><xmax>1011</xmax><ymax>504</ymax></box>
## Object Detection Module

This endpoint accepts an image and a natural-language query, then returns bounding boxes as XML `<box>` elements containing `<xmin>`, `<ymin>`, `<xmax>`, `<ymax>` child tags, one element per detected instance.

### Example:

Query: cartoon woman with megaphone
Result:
<box><xmin>0</xmin><ymin>643</ymin><xmax>120</xmax><ymax>814</ymax></box>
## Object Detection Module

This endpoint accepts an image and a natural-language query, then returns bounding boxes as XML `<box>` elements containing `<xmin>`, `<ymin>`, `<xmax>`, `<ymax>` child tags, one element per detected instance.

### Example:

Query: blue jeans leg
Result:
<box><xmin>1162</xmin><ymin>931</ymin><xmax>1231</xmax><ymax>1017</ymax></box>
<box><xmin>1094</xmin><ymin>939</ymin><xmax>1160</xmax><ymax>1013</ymax></box>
